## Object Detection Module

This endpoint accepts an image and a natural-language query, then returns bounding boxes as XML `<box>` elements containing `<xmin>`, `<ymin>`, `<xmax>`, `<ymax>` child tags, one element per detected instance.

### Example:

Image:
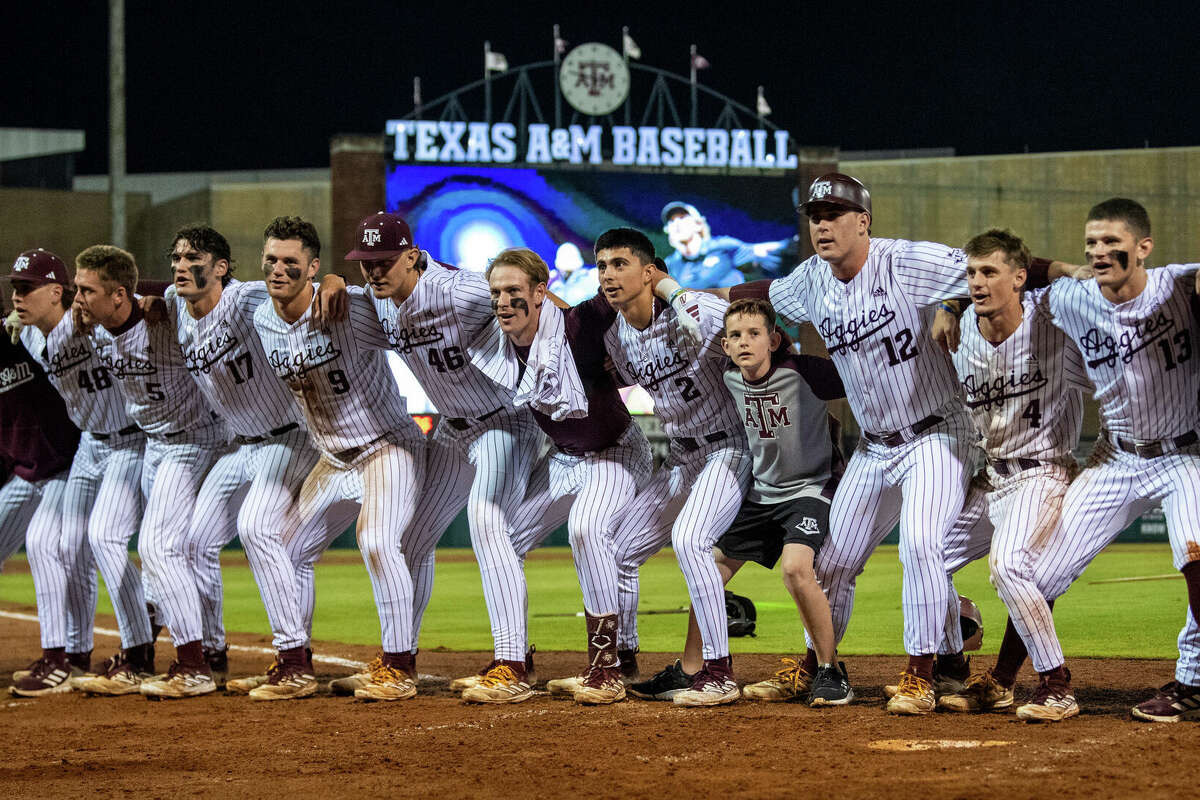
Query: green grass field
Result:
<box><xmin>0</xmin><ymin>543</ymin><xmax>1188</xmax><ymax>657</ymax></box>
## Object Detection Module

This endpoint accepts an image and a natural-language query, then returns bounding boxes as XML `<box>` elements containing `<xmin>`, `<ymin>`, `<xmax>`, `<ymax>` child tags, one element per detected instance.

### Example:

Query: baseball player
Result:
<box><xmin>72</xmin><ymin>245</ymin><xmax>229</xmax><ymax>700</ymax></box>
<box><xmin>661</xmin><ymin>201</ymin><xmax>787</xmax><ymax>288</ymax></box>
<box><xmin>2</xmin><ymin>253</ymin><xmax>86</xmax><ymax>695</ymax></box>
<box><xmin>468</xmin><ymin>247</ymin><xmax>653</xmax><ymax>704</ymax></box>
<box><xmin>1018</xmin><ymin>199</ymin><xmax>1200</xmax><ymax>723</ymax></box>
<box><xmin>344</xmin><ymin>212</ymin><xmax>545</xmax><ymax>703</ymax></box>
<box><xmin>719</xmin><ymin>174</ymin><xmax>982</xmax><ymax>714</ymax></box>
<box><xmin>156</xmin><ymin>223</ymin><xmax>348</xmax><ymax>700</ymax></box>
<box><xmin>919</xmin><ymin>229</ymin><xmax>1094</xmax><ymax>722</ymax></box>
<box><xmin>593</xmin><ymin>228</ymin><xmax>752</xmax><ymax>707</ymax></box>
<box><xmin>252</xmin><ymin>216</ymin><xmax>428</xmax><ymax>702</ymax></box>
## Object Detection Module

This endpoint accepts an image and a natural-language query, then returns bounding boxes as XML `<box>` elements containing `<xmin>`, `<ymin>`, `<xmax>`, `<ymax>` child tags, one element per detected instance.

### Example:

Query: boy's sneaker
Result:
<box><xmin>742</xmin><ymin>657</ymin><xmax>813</xmax><ymax>702</ymax></box>
<box><xmin>809</xmin><ymin>662</ymin><xmax>854</xmax><ymax>707</ymax></box>
<box><xmin>939</xmin><ymin>670</ymin><xmax>1015</xmax><ymax>712</ymax></box>
<box><xmin>628</xmin><ymin>660</ymin><xmax>693</xmax><ymax>701</ymax></box>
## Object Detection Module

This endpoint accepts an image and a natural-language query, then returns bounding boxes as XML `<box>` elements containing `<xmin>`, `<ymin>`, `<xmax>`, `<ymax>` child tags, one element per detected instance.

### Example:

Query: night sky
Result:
<box><xmin>4</xmin><ymin>1</ymin><xmax>1196</xmax><ymax>175</ymax></box>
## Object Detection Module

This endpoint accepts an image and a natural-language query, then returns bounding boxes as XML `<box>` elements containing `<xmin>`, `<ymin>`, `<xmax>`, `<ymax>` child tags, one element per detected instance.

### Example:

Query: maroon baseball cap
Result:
<box><xmin>7</xmin><ymin>248</ymin><xmax>71</xmax><ymax>286</ymax></box>
<box><xmin>345</xmin><ymin>212</ymin><xmax>416</xmax><ymax>260</ymax></box>
<box><xmin>798</xmin><ymin>173</ymin><xmax>872</xmax><ymax>218</ymax></box>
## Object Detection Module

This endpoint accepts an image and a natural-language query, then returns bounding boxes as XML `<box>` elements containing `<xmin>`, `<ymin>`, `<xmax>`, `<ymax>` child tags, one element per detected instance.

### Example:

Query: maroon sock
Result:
<box><xmin>1182</xmin><ymin>561</ymin><xmax>1200</xmax><ymax>627</ymax></box>
<box><xmin>125</xmin><ymin>643</ymin><xmax>155</xmax><ymax>673</ymax></box>
<box><xmin>494</xmin><ymin>659</ymin><xmax>525</xmax><ymax>681</ymax></box>
<box><xmin>382</xmin><ymin>651</ymin><xmax>416</xmax><ymax>674</ymax></box>
<box><xmin>280</xmin><ymin>645</ymin><xmax>310</xmax><ymax>669</ymax></box>
<box><xmin>936</xmin><ymin>651</ymin><xmax>969</xmax><ymax>680</ymax></box>
<box><xmin>66</xmin><ymin>651</ymin><xmax>91</xmax><ymax>671</ymax></box>
<box><xmin>907</xmin><ymin>654</ymin><xmax>935</xmax><ymax>681</ymax></box>
<box><xmin>42</xmin><ymin>647</ymin><xmax>67</xmax><ymax>666</ymax></box>
<box><xmin>991</xmin><ymin>617</ymin><xmax>1029</xmax><ymax>688</ymax></box>
<box><xmin>176</xmin><ymin>640</ymin><xmax>206</xmax><ymax>669</ymax></box>
<box><xmin>1039</xmin><ymin>664</ymin><xmax>1070</xmax><ymax>686</ymax></box>
<box><xmin>802</xmin><ymin>648</ymin><xmax>818</xmax><ymax>674</ymax></box>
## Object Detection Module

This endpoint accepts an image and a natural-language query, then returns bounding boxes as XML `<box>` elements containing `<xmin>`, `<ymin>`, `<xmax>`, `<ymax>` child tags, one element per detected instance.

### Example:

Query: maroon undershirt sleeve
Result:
<box><xmin>792</xmin><ymin>354</ymin><xmax>846</xmax><ymax>401</ymax></box>
<box><xmin>729</xmin><ymin>279</ymin><xmax>773</xmax><ymax>303</ymax></box>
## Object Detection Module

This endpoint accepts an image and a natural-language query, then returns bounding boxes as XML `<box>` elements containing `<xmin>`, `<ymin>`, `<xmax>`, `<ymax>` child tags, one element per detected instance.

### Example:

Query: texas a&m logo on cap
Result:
<box><xmin>810</xmin><ymin>180</ymin><xmax>833</xmax><ymax>200</ymax></box>
<box><xmin>363</xmin><ymin>228</ymin><xmax>382</xmax><ymax>246</ymax></box>
<box><xmin>13</xmin><ymin>255</ymin><xmax>31</xmax><ymax>273</ymax></box>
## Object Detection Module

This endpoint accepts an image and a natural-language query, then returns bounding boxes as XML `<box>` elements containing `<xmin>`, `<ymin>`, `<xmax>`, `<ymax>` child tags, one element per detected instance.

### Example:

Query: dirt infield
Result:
<box><xmin>2</xmin><ymin>607</ymin><xmax>1197</xmax><ymax>799</ymax></box>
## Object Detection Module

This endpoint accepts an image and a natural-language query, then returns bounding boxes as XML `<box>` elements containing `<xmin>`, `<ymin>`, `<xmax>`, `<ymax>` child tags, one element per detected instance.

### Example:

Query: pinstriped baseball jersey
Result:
<box><xmin>100</xmin><ymin>307</ymin><xmax>222</xmax><ymax>436</ymax></box>
<box><xmin>604</xmin><ymin>292</ymin><xmax>741</xmax><ymax>438</ymax></box>
<box><xmin>953</xmin><ymin>292</ymin><xmax>1091</xmax><ymax>461</ymax></box>
<box><xmin>171</xmin><ymin>280</ymin><xmax>302</xmax><ymax>437</ymax></box>
<box><xmin>21</xmin><ymin>314</ymin><xmax>133</xmax><ymax>434</ymax></box>
<box><xmin>1045</xmin><ymin>265</ymin><xmax>1200</xmax><ymax>440</ymax></box>
<box><xmin>252</xmin><ymin>287</ymin><xmax>420</xmax><ymax>457</ymax></box>
<box><xmin>369</xmin><ymin>253</ymin><xmax>516</xmax><ymax>416</ymax></box>
<box><xmin>722</xmin><ymin>354</ymin><xmax>845</xmax><ymax>503</ymax></box>
<box><xmin>766</xmin><ymin>238</ymin><xmax>968</xmax><ymax>433</ymax></box>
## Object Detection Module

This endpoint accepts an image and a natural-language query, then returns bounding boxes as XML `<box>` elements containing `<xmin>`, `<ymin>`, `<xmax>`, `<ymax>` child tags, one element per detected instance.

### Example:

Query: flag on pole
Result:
<box><xmin>485</xmin><ymin>48</ymin><xmax>508</xmax><ymax>73</ymax></box>
<box><xmin>554</xmin><ymin>24</ymin><xmax>568</xmax><ymax>55</ymax></box>
<box><xmin>691</xmin><ymin>51</ymin><xmax>711</xmax><ymax>71</ymax></box>
<box><xmin>756</xmin><ymin>86</ymin><xmax>771</xmax><ymax>116</ymax></box>
<box><xmin>622</xmin><ymin>28</ymin><xmax>642</xmax><ymax>60</ymax></box>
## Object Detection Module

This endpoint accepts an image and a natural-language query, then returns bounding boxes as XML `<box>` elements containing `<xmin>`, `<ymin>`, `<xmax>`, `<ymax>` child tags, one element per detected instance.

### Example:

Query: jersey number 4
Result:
<box><xmin>427</xmin><ymin>346</ymin><xmax>464</xmax><ymax>373</ymax></box>
<box><xmin>76</xmin><ymin>367</ymin><xmax>112</xmax><ymax>393</ymax></box>
<box><xmin>1021</xmin><ymin>398</ymin><xmax>1042</xmax><ymax>428</ymax></box>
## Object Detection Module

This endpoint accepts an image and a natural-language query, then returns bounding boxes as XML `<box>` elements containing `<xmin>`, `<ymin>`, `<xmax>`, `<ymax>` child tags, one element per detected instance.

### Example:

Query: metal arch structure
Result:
<box><xmin>395</xmin><ymin>58</ymin><xmax>789</xmax><ymax>164</ymax></box>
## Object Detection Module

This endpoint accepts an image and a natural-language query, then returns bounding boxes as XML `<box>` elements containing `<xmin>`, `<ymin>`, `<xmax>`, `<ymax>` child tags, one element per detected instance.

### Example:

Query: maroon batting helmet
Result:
<box><xmin>798</xmin><ymin>173</ymin><xmax>872</xmax><ymax>218</ymax></box>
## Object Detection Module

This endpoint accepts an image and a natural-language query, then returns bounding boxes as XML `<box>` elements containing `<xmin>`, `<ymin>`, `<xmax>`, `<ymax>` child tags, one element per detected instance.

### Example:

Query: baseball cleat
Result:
<box><xmin>227</xmin><ymin>659</ymin><xmax>280</xmax><ymax>695</ymax></box>
<box><xmin>204</xmin><ymin>646</ymin><xmax>229</xmax><ymax>688</ymax></box>
<box><xmin>451</xmin><ymin>645</ymin><xmax>537</xmax><ymax>692</ymax></box>
<box><xmin>140</xmin><ymin>662</ymin><xmax>217</xmax><ymax>700</ymax></box>
<box><xmin>13</xmin><ymin>651</ymin><xmax>90</xmax><ymax>684</ymax></box>
<box><xmin>1131</xmin><ymin>681</ymin><xmax>1200</xmax><ymax>723</ymax></box>
<box><xmin>629</xmin><ymin>660</ymin><xmax>694</xmax><ymax>701</ymax></box>
<box><xmin>9</xmin><ymin>657</ymin><xmax>77</xmax><ymax>697</ymax></box>
<box><xmin>353</xmin><ymin>660</ymin><xmax>416</xmax><ymax>702</ymax></box>
<box><xmin>885</xmin><ymin>670</ymin><xmax>966</xmax><ymax>699</ymax></box>
<box><xmin>938</xmin><ymin>670</ymin><xmax>1015</xmax><ymax>713</ymax></box>
<box><xmin>78</xmin><ymin>653</ymin><xmax>152</xmax><ymax>696</ymax></box>
<box><xmin>673</xmin><ymin>661</ymin><xmax>740</xmax><ymax>707</ymax></box>
<box><xmin>1016</xmin><ymin>671</ymin><xmax>1078</xmax><ymax>722</ymax></box>
<box><xmin>461</xmin><ymin>664</ymin><xmax>533</xmax><ymax>704</ymax></box>
<box><xmin>573</xmin><ymin>666</ymin><xmax>626</xmax><ymax>705</ymax></box>
<box><xmin>546</xmin><ymin>675</ymin><xmax>585</xmax><ymax>697</ymax></box>
<box><xmin>328</xmin><ymin>671</ymin><xmax>372</xmax><ymax>696</ymax></box>
<box><xmin>886</xmin><ymin>671</ymin><xmax>936</xmax><ymax>715</ymax></box>
<box><xmin>809</xmin><ymin>662</ymin><xmax>854</xmax><ymax>707</ymax></box>
<box><xmin>618</xmin><ymin>648</ymin><xmax>640</xmax><ymax>683</ymax></box>
<box><xmin>248</xmin><ymin>663</ymin><xmax>317</xmax><ymax>702</ymax></box>
<box><xmin>742</xmin><ymin>656</ymin><xmax>813</xmax><ymax>702</ymax></box>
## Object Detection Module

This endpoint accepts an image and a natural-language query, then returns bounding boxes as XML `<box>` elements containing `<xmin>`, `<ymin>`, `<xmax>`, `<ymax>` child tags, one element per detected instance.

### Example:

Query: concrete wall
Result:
<box><xmin>842</xmin><ymin>146</ymin><xmax>1200</xmax><ymax>265</ymax></box>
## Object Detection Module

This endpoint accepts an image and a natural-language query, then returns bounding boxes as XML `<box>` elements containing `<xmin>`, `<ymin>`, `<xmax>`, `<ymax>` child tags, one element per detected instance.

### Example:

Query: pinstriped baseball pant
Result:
<box><xmin>506</xmin><ymin>422</ymin><xmax>655</xmax><ymax>617</ymax></box>
<box><xmin>185</xmin><ymin>428</ymin><xmax>319</xmax><ymax>651</ymax></box>
<box><xmin>939</xmin><ymin>465</ymin><xmax>1073</xmax><ymax>672</ymax></box>
<box><xmin>64</xmin><ymin>433</ymin><xmax>150</xmax><ymax>650</ymax></box>
<box><xmin>1032</xmin><ymin>438</ymin><xmax>1200</xmax><ymax>685</ymax></box>
<box><xmin>285</xmin><ymin>438</ymin><xmax>424</xmax><ymax>653</ymax></box>
<box><xmin>0</xmin><ymin>477</ymin><xmax>39</xmax><ymax>567</ymax></box>
<box><xmin>402</xmin><ymin>414</ymin><xmax>544</xmax><ymax>661</ymax></box>
<box><xmin>816</xmin><ymin>413</ymin><xmax>973</xmax><ymax>656</ymax></box>
<box><xmin>138</xmin><ymin>436</ymin><xmax>222</xmax><ymax>647</ymax></box>
<box><xmin>5</xmin><ymin>472</ymin><xmax>89</xmax><ymax>651</ymax></box>
<box><xmin>612</xmin><ymin>436</ymin><xmax>752</xmax><ymax>660</ymax></box>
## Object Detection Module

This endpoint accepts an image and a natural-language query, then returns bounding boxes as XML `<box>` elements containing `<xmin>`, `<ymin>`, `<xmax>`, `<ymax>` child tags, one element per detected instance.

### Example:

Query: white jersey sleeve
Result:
<box><xmin>174</xmin><ymin>280</ymin><xmax>303</xmax><ymax>437</ymax></box>
<box><xmin>892</xmin><ymin>241</ymin><xmax>970</xmax><ymax>306</ymax></box>
<box><xmin>766</xmin><ymin>259</ymin><xmax>816</xmax><ymax>325</ymax></box>
<box><xmin>604</xmin><ymin>293</ymin><xmax>742</xmax><ymax>438</ymax></box>
<box><xmin>371</xmin><ymin>256</ymin><xmax>519</xmax><ymax>417</ymax></box>
<box><xmin>1046</xmin><ymin>268</ymin><xmax>1200</xmax><ymax>440</ymax></box>
<box><xmin>21</xmin><ymin>314</ymin><xmax>134</xmax><ymax>434</ymax></box>
<box><xmin>252</xmin><ymin>293</ymin><xmax>420</xmax><ymax>458</ymax></box>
